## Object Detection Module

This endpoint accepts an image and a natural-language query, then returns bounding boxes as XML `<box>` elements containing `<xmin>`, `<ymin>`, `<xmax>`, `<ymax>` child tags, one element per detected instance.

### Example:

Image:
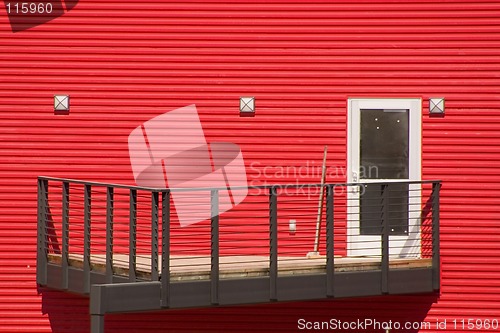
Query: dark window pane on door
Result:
<box><xmin>360</xmin><ymin>183</ymin><xmax>409</xmax><ymax>236</ymax></box>
<box><xmin>360</xmin><ymin>109</ymin><xmax>409</xmax><ymax>180</ymax></box>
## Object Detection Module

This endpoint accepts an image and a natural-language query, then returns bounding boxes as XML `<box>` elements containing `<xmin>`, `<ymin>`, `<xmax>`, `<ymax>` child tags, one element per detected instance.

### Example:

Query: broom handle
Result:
<box><xmin>313</xmin><ymin>145</ymin><xmax>328</xmax><ymax>253</ymax></box>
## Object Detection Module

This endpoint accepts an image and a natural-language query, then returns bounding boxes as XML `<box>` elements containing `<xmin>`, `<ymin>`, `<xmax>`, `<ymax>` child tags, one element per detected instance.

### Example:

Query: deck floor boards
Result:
<box><xmin>48</xmin><ymin>253</ymin><xmax>432</xmax><ymax>281</ymax></box>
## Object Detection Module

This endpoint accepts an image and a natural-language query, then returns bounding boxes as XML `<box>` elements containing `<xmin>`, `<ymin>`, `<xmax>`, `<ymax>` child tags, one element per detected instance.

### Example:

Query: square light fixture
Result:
<box><xmin>429</xmin><ymin>97</ymin><xmax>445</xmax><ymax>114</ymax></box>
<box><xmin>54</xmin><ymin>95</ymin><xmax>70</xmax><ymax>112</ymax></box>
<box><xmin>240</xmin><ymin>96</ymin><xmax>255</xmax><ymax>116</ymax></box>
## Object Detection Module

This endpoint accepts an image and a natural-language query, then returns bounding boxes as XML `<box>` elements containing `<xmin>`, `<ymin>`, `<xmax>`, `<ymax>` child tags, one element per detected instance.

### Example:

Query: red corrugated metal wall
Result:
<box><xmin>1</xmin><ymin>0</ymin><xmax>500</xmax><ymax>332</ymax></box>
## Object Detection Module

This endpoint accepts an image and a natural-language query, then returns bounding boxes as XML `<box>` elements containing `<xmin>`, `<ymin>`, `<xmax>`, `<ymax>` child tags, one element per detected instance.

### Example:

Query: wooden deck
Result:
<box><xmin>48</xmin><ymin>253</ymin><xmax>432</xmax><ymax>282</ymax></box>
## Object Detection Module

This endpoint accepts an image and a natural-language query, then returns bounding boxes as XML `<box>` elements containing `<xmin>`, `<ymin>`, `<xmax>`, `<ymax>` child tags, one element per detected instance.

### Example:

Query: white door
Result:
<box><xmin>347</xmin><ymin>98</ymin><xmax>422</xmax><ymax>258</ymax></box>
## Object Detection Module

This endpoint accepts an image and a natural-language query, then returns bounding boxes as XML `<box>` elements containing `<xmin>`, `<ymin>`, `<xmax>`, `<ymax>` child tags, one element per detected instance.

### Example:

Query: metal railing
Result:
<box><xmin>37</xmin><ymin>176</ymin><xmax>441</xmax><ymax>302</ymax></box>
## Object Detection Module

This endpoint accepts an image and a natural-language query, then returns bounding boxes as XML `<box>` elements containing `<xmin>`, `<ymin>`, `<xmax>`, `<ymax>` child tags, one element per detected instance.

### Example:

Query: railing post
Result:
<box><xmin>161</xmin><ymin>190</ymin><xmax>171</xmax><ymax>308</ymax></box>
<box><xmin>326</xmin><ymin>184</ymin><xmax>335</xmax><ymax>297</ymax></box>
<box><xmin>210</xmin><ymin>189</ymin><xmax>220</xmax><ymax>305</ymax></box>
<box><xmin>381</xmin><ymin>183</ymin><xmax>389</xmax><ymax>294</ymax></box>
<box><xmin>129</xmin><ymin>189</ymin><xmax>137</xmax><ymax>282</ymax></box>
<box><xmin>151</xmin><ymin>192</ymin><xmax>159</xmax><ymax>281</ymax></box>
<box><xmin>105</xmin><ymin>187</ymin><xmax>114</xmax><ymax>284</ymax></box>
<box><xmin>432</xmin><ymin>181</ymin><xmax>441</xmax><ymax>291</ymax></box>
<box><xmin>269</xmin><ymin>186</ymin><xmax>278</xmax><ymax>301</ymax></box>
<box><xmin>36</xmin><ymin>178</ymin><xmax>48</xmax><ymax>286</ymax></box>
<box><xmin>83</xmin><ymin>184</ymin><xmax>92</xmax><ymax>294</ymax></box>
<box><xmin>62</xmin><ymin>181</ymin><xmax>70</xmax><ymax>289</ymax></box>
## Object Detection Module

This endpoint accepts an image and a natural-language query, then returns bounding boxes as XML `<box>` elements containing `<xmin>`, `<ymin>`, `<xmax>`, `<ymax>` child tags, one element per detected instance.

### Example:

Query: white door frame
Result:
<box><xmin>347</xmin><ymin>98</ymin><xmax>422</xmax><ymax>258</ymax></box>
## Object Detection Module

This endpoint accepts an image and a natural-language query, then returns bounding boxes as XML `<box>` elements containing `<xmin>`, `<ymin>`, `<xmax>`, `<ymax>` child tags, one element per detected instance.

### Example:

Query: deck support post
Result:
<box><xmin>90</xmin><ymin>282</ymin><xmax>162</xmax><ymax>333</ymax></box>
<box><xmin>210</xmin><ymin>189</ymin><xmax>220</xmax><ymax>305</ymax></box>
<box><xmin>151</xmin><ymin>192</ymin><xmax>159</xmax><ymax>281</ymax></box>
<box><xmin>269</xmin><ymin>186</ymin><xmax>278</xmax><ymax>301</ymax></box>
<box><xmin>61</xmin><ymin>182</ymin><xmax>70</xmax><ymax>290</ymax></box>
<box><xmin>105</xmin><ymin>187</ymin><xmax>114</xmax><ymax>284</ymax></box>
<box><xmin>432</xmin><ymin>181</ymin><xmax>441</xmax><ymax>291</ymax></box>
<box><xmin>381</xmin><ymin>184</ymin><xmax>389</xmax><ymax>294</ymax></box>
<box><xmin>91</xmin><ymin>315</ymin><xmax>105</xmax><ymax>333</ymax></box>
<box><xmin>161</xmin><ymin>190</ymin><xmax>171</xmax><ymax>308</ymax></box>
<box><xmin>83</xmin><ymin>184</ymin><xmax>92</xmax><ymax>294</ymax></box>
<box><xmin>90</xmin><ymin>284</ymin><xmax>106</xmax><ymax>333</ymax></box>
<box><xmin>36</xmin><ymin>178</ymin><xmax>48</xmax><ymax>286</ymax></box>
<box><xmin>325</xmin><ymin>184</ymin><xmax>335</xmax><ymax>297</ymax></box>
<box><xmin>129</xmin><ymin>189</ymin><xmax>137</xmax><ymax>282</ymax></box>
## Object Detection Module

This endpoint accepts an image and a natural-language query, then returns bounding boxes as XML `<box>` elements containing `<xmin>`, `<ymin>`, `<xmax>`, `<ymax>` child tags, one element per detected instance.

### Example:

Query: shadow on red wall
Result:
<box><xmin>40</xmin><ymin>287</ymin><xmax>438</xmax><ymax>333</ymax></box>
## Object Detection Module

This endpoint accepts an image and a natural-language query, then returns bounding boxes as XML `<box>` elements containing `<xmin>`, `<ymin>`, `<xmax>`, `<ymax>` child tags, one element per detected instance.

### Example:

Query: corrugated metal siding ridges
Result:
<box><xmin>1</xmin><ymin>0</ymin><xmax>500</xmax><ymax>332</ymax></box>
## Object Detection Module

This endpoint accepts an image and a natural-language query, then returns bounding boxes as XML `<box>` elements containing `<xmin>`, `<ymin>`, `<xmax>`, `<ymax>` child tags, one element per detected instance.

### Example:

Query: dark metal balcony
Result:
<box><xmin>36</xmin><ymin>177</ymin><xmax>440</xmax><ymax>333</ymax></box>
